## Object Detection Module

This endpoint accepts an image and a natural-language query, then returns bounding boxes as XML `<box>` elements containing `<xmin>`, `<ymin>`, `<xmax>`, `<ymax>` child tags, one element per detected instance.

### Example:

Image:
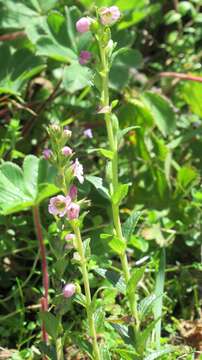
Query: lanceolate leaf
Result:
<box><xmin>144</xmin><ymin>347</ymin><xmax>175</xmax><ymax>360</ymax></box>
<box><xmin>123</xmin><ymin>211</ymin><xmax>142</xmax><ymax>241</ymax></box>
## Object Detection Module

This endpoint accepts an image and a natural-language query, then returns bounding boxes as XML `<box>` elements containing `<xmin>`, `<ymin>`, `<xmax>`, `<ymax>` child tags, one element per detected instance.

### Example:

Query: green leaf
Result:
<box><xmin>118</xmin><ymin>126</ymin><xmax>140</xmax><ymax>141</ymax></box>
<box><xmin>62</xmin><ymin>63</ymin><xmax>92</xmax><ymax>93</ymax></box>
<box><xmin>181</xmin><ymin>81</ymin><xmax>202</xmax><ymax>117</ymax></box>
<box><xmin>112</xmin><ymin>183</ymin><xmax>129</xmax><ymax>205</ymax></box>
<box><xmin>108</xmin><ymin>236</ymin><xmax>126</xmax><ymax>255</ymax></box>
<box><xmin>0</xmin><ymin>45</ymin><xmax>45</xmax><ymax>96</ymax></box>
<box><xmin>95</xmin><ymin>268</ymin><xmax>126</xmax><ymax>294</ymax></box>
<box><xmin>135</xmin><ymin>318</ymin><xmax>160</xmax><ymax>354</ymax></box>
<box><xmin>40</xmin><ymin>312</ymin><xmax>60</xmax><ymax>340</ymax></box>
<box><xmin>126</xmin><ymin>266</ymin><xmax>145</xmax><ymax>302</ymax></box>
<box><xmin>144</xmin><ymin>347</ymin><xmax>175</xmax><ymax>360</ymax></box>
<box><xmin>123</xmin><ymin>211</ymin><xmax>142</xmax><ymax>241</ymax></box>
<box><xmin>141</xmin><ymin>92</ymin><xmax>176</xmax><ymax>137</ymax></box>
<box><xmin>99</xmin><ymin>149</ymin><xmax>114</xmax><ymax>160</ymax></box>
<box><xmin>138</xmin><ymin>294</ymin><xmax>156</xmax><ymax>321</ymax></box>
<box><xmin>112</xmin><ymin>324</ymin><xmax>133</xmax><ymax>345</ymax></box>
<box><xmin>0</xmin><ymin>156</ymin><xmax>58</xmax><ymax>215</ymax></box>
<box><xmin>86</xmin><ymin>175</ymin><xmax>110</xmax><ymax>200</ymax></box>
<box><xmin>176</xmin><ymin>166</ymin><xmax>198</xmax><ymax>193</ymax></box>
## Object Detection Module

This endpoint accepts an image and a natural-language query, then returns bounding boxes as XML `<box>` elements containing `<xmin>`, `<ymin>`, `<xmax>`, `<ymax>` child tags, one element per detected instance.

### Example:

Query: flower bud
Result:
<box><xmin>63</xmin><ymin>283</ymin><xmax>76</xmax><ymax>298</ymax></box>
<box><xmin>61</xmin><ymin>146</ymin><xmax>73</xmax><ymax>156</ymax></box>
<box><xmin>69</xmin><ymin>185</ymin><xmax>77</xmax><ymax>201</ymax></box>
<box><xmin>76</xmin><ymin>17</ymin><xmax>91</xmax><ymax>33</ymax></box>
<box><xmin>65</xmin><ymin>233</ymin><xmax>75</xmax><ymax>241</ymax></box>
<box><xmin>42</xmin><ymin>148</ymin><xmax>53</xmax><ymax>160</ymax></box>
<box><xmin>67</xmin><ymin>203</ymin><xmax>80</xmax><ymax>220</ymax></box>
<box><xmin>50</xmin><ymin>124</ymin><xmax>60</xmax><ymax>132</ymax></box>
<box><xmin>79</xmin><ymin>50</ymin><xmax>91</xmax><ymax>65</ymax></box>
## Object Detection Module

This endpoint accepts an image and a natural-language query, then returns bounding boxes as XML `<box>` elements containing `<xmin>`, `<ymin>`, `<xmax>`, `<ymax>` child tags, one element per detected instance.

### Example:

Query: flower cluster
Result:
<box><xmin>48</xmin><ymin>190</ymin><xmax>80</xmax><ymax>220</ymax></box>
<box><xmin>76</xmin><ymin>6</ymin><xmax>121</xmax><ymax>67</ymax></box>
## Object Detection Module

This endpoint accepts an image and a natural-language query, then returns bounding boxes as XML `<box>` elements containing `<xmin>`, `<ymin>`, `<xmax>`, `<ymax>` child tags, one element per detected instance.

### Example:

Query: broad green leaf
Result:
<box><xmin>176</xmin><ymin>166</ymin><xmax>198</xmax><ymax>193</ymax></box>
<box><xmin>40</xmin><ymin>312</ymin><xmax>60</xmax><ymax>340</ymax></box>
<box><xmin>181</xmin><ymin>81</ymin><xmax>202</xmax><ymax>117</ymax></box>
<box><xmin>0</xmin><ymin>156</ymin><xmax>58</xmax><ymax>215</ymax></box>
<box><xmin>112</xmin><ymin>183</ymin><xmax>129</xmax><ymax>205</ymax></box>
<box><xmin>0</xmin><ymin>45</ymin><xmax>45</xmax><ymax>96</ymax></box>
<box><xmin>86</xmin><ymin>175</ymin><xmax>110</xmax><ymax>200</ymax></box>
<box><xmin>141</xmin><ymin>92</ymin><xmax>176</xmax><ymax>137</ymax></box>
<box><xmin>108</xmin><ymin>236</ymin><xmax>126</xmax><ymax>255</ymax></box>
<box><xmin>123</xmin><ymin>211</ymin><xmax>142</xmax><ymax>241</ymax></box>
<box><xmin>63</xmin><ymin>63</ymin><xmax>92</xmax><ymax>93</ymax></box>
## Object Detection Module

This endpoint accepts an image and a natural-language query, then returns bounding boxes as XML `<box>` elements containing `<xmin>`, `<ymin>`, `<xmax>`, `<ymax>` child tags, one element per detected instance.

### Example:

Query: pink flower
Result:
<box><xmin>100</xmin><ymin>6</ymin><xmax>121</xmax><ymax>25</ymax></box>
<box><xmin>71</xmin><ymin>158</ymin><xmax>84</xmax><ymax>184</ymax></box>
<box><xmin>61</xmin><ymin>146</ymin><xmax>73</xmax><ymax>156</ymax></box>
<box><xmin>48</xmin><ymin>195</ymin><xmax>71</xmax><ymax>217</ymax></box>
<box><xmin>63</xmin><ymin>283</ymin><xmax>76</xmax><ymax>298</ymax></box>
<box><xmin>76</xmin><ymin>17</ymin><xmax>91</xmax><ymax>33</ymax></box>
<box><xmin>67</xmin><ymin>203</ymin><xmax>80</xmax><ymax>220</ymax></box>
<box><xmin>42</xmin><ymin>148</ymin><xmax>52</xmax><ymax>160</ymax></box>
<box><xmin>69</xmin><ymin>185</ymin><xmax>77</xmax><ymax>201</ymax></box>
<box><xmin>84</xmin><ymin>128</ymin><xmax>93</xmax><ymax>138</ymax></box>
<box><xmin>65</xmin><ymin>233</ymin><xmax>75</xmax><ymax>241</ymax></box>
<box><xmin>79</xmin><ymin>51</ymin><xmax>91</xmax><ymax>65</ymax></box>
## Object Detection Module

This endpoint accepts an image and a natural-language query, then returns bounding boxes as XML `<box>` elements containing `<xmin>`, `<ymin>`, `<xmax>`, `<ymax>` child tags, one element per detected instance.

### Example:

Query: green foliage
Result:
<box><xmin>0</xmin><ymin>156</ymin><xmax>58</xmax><ymax>214</ymax></box>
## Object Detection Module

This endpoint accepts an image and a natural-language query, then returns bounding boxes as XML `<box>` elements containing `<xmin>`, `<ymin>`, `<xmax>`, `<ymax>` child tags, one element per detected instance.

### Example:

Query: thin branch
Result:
<box><xmin>160</xmin><ymin>72</ymin><xmax>202</xmax><ymax>83</ymax></box>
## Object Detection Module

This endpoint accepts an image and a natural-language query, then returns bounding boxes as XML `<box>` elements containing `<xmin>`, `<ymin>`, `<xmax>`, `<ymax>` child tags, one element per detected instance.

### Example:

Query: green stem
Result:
<box><xmin>56</xmin><ymin>337</ymin><xmax>64</xmax><ymax>360</ymax></box>
<box><xmin>98</xmin><ymin>40</ymin><xmax>140</xmax><ymax>326</ymax></box>
<box><xmin>72</xmin><ymin>223</ymin><xmax>101</xmax><ymax>360</ymax></box>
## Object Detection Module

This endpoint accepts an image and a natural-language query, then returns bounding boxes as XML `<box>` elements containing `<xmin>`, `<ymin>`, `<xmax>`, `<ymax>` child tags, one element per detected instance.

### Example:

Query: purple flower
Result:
<box><xmin>71</xmin><ymin>158</ymin><xmax>84</xmax><ymax>184</ymax></box>
<box><xmin>67</xmin><ymin>203</ymin><xmax>80</xmax><ymax>220</ymax></box>
<box><xmin>61</xmin><ymin>146</ymin><xmax>73</xmax><ymax>156</ymax></box>
<box><xmin>76</xmin><ymin>17</ymin><xmax>91</xmax><ymax>33</ymax></box>
<box><xmin>100</xmin><ymin>6</ymin><xmax>121</xmax><ymax>25</ymax></box>
<box><xmin>69</xmin><ymin>185</ymin><xmax>77</xmax><ymax>201</ymax></box>
<box><xmin>84</xmin><ymin>128</ymin><xmax>93</xmax><ymax>138</ymax></box>
<box><xmin>65</xmin><ymin>233</ymin><xmax>75</xmax><ymax>241</ymax></box>
<box><xmin>63</xmin><ymin>283</ymin><xmax>76</xmax><ymax>298</ymax></box>
<box><xmin>79</xmin><ymin>51</ymin><xmax>91</xmax><ymax>65</ymax></box>
<box><xmin>48</xmin><ymin>195</ymin><xmax>71</xmax><ymax>217</ymax></box>
<box><xmin>42</xmin><ymin>148</ymin><xmax>53</xmax><ymax>160</ymax></box>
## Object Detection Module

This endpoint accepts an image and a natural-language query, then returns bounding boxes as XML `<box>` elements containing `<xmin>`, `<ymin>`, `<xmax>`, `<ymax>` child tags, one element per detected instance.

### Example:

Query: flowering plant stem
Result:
<box><xmin>33</xmin><ymin>206</ymin><xmax>49</xmax><ymax>343</ymax></box>
<box><xmin>99</xmin><ymin>41</ymin><xmax>139</xmax><ymax>330</ymax></box>
<box><xmin>71</xmin><ymin>222</ymin><xmax>101</xmax><ymax>360</ymax></box>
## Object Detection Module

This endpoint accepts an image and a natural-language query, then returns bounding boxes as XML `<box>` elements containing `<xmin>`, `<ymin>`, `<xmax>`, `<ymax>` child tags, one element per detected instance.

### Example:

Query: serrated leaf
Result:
<box><xmin>63</xmin><ymin>63</ymin><xmax>92</xmax><ymax>93</ymax></box>
<box><xmin>138</xmin><ymin>294</ymin><xmax>157</xmax><ymax>321</ymax></box>
<box><xmin>112</xmin><ymin>184</ymin><xmax>129</xmax><ymax>205</ymax></box>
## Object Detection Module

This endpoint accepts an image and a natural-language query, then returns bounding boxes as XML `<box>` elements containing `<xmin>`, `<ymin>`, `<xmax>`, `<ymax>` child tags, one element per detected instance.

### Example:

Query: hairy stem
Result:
<box><xmin>99</xmin><ymin>41</ymin><xmax>139</xmax><ymax>327</ymax></box>
<box><xmin>33</xmin><ymin>206</ymin><xmax>49</xmax><ymax>343</ymax></box>
<box><xmin>72</xmin><ymin>223</ymin><xmax>101</xmax><ymax>360</ymax></box>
